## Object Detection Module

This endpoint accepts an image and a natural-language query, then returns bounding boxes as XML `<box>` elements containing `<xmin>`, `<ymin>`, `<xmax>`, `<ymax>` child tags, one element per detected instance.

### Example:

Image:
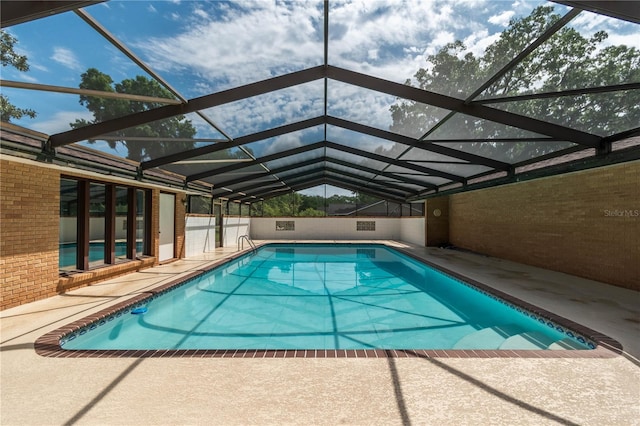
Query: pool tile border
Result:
<box><xmin>35</xmin><ymin>243</ymin><xmax>624</xmax><ymax>359</ymax></box>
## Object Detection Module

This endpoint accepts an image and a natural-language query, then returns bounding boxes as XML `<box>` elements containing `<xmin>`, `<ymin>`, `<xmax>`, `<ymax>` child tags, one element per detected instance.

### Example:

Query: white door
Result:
<box><xmin>159</xmin><ymin>193</ymin><xmax>175</xmax><ymax>262</ymax></box>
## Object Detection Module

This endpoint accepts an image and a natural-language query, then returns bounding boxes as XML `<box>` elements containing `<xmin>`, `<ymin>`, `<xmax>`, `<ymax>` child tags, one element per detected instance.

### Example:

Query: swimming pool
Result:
<box><xmin>54</xmin><ymin>244</ymin><xmax>599</xmax><ymax>353</ymax></box>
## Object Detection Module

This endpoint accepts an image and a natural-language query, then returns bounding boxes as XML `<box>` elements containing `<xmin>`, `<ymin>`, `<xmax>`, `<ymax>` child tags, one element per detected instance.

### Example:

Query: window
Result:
<box><xmin>227</xmin><ymin>201</ymin><xmax>241</xmax><ymax>216</ymax></box>
<box><xmin>115</xmin><ymin>186</ymin><xmax>129</xmax><ymax>261</ymax></box>
<box><xmin>188</xmin><ymin>195</ymin><xmax>212</xmax><ymax>214</ymax></box>
<box><xmin>60</xmin><ymin>177</ymin><xmax>151</xmax><ymax>272</ymax></box>
<box><xmin>136</xmin><ymin>189</ymin><xmax>149</xmax><ymax>255</ymax></box>
<box><xmin>89</xmin><ymin>183</ymin><xmax>106</xmax><ymax>267</ymax></box>
<box><xmin>59</xmin><ymin>179</ymin><xmax>78</xmax><ymax>271</ymax></box>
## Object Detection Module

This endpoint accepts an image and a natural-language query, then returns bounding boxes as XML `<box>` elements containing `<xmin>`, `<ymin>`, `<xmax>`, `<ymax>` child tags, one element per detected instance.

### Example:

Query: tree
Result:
<box><xmin>261</xmin><ymin>193</ymin><xmax>297</xmax><ymax>217</ymax></box>
<box><xmin>0</xmin><ymin>30</ymin><xmax>36</xmax><ymax>122</ymax></box>
<box><xmin>259</xmin><ymin>190</ymin><xmax>390</xmax><ymax>217</ymax></box>
<box><xmin>71</xmin><ymin>68</ymin><xmax>197</xmax><ymax>162</ymax></box>
<box><xmin>390</xmin><ymin>6</ymin><xmax>640</xmax><ymax>163</ymax></box>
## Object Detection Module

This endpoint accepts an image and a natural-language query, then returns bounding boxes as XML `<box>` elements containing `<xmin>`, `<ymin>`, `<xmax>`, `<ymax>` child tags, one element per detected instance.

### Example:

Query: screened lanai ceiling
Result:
<box><xmin>1</xmin><ymin>0</ymin><xmax>639</xmax><ymax>203</ymax></box>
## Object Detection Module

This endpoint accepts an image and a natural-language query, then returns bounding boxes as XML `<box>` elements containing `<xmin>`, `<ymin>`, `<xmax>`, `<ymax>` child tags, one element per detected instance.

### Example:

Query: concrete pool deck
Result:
<box><xmin>1</xmin><ymin>241</ymin><xmax>639</xmax><ymax>425</ymax></box>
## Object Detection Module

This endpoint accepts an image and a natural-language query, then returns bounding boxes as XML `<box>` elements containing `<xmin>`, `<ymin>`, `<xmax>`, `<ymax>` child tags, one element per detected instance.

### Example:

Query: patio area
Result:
<box><xmin>1</xmin><ymin>241</ymin><xmax>638</xmax><ymax>425</ymax></box>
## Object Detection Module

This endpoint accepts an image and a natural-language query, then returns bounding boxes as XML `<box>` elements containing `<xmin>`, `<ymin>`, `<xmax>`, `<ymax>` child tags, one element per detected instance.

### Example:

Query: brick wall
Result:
<box><xmin>1</xmin><ymin>157</ymin><xmax>187</xmax><ymax>310</ymax></box>
<box><xmin>449</xmin><ymin>161</ymin><xmax>639</xmax><ymax>291</ymax></box>
<box><xmin>1</xmin><ymin>159</ymin><xmax>60</xmax><ymax>309</ymax></box>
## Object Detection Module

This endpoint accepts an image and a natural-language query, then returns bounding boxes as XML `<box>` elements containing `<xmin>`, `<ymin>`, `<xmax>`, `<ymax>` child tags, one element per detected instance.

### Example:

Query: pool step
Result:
<box><xmin>452</xmin><ymin>324</ymin><xmax>524</xmax><ymax>349</ymax></box>
<box><xmin>499</xmin><ymin>331</ymin><xmax>556</xmax><ymax>350</ymax></box>
<box><xmin>547</xmin><ymin>337</ymin><xmax>587</xmax><ymax>350</ymax></box>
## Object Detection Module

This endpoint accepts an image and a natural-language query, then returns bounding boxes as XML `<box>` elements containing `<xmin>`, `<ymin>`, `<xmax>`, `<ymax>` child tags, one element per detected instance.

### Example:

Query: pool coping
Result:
<box><xmin>34</xmin><ymin>242</ymin><xmax>624</xmax><ymax>359</ymax></box>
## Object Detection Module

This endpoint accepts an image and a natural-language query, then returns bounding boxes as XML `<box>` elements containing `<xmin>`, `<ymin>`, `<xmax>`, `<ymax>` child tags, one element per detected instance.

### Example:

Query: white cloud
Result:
<box><xmin>572</xmin><ymin>11</ymin><xmax>640</xmax><ymax>51</ymax></box>
<box><xmin>19</xmin><ymin>74</ymin><xmax>39</xmax><ymax>84</ymax></box>
<box><xmin>30</xmin><ymin>110</ymin><xmax>93</xmax><ymax>135</ymax></box>
<box><xmin>126</xmin><ymin>0</ymin><xmax>627</xmax><ymax>144</ymax></box>
<box><xmin>30</xmin><ymin>63</ymin><xmax>49</xmax><ymax>73</ymax></box>
<box><xmin>259</xmin><ymin>131</ymin><xmax>310</xmax><ymax>156</ymax></box>
<box><xmin>193</xmin><ymin>8</ymin><xmax>208</xmax><ymax>20</ymax></box>
<box><xmin>132</xmin><ymin>0</ymin><xmax>505</xmax><ymax>138</ymax></box>
<box><xmin>327</xmin><ymin>81</ymin><xmax>395</xmax><ymax>133</ymax></box>
<box><xmin>76</xmin><ymin>140</ymin><xmax>127</xmax><ymax>157</ymax></box>
<box><xmin>136</xmin><ymin>1</ymin><xmax>324</xmax><ymax>89</ymax></box>
<box><xmin>571</xmin><ymin>11</ymin><xmax>611</xmax><ymax>33</ymax></box>
<box><xmin>133</xmin><ymin>0</ymin><xmax>512</xmax><ymax>99</ymax></box>
<box><xmin>605</xmin><ymin>32</ymin><xmax>640</xmax><ymax>50</ymax></box>
<box><xmin>204</xmin><ymin>80</ymin><xmax>325</xmax><ymax>137</ymax></box>
<box><xmin>488</xmin><ymin>10</ymin><xmax>515</xmax><ymax>27</ymax></box>
<box><xmin>327</xmin><ymin>0</ymin><xmax>457</xmax><ymax>80</ymax></box>
<box><xmin>50</xmin><ymin>47</ymin><xmax>82</xmax><ymax>71</ymax></box>
<box><xmin>424</xmin><ymin>31</ymin><xmax>455</xmax><ymax>56</ymax></box>
<box><xmin>463</xmin><ymin>29</ymin><xmax>500</xmax><ymax>57</ymax></box>
<box><xmin>147</xmin><ymin>4</ymin><xmax>157</xmax><ymax>13</ymax></box>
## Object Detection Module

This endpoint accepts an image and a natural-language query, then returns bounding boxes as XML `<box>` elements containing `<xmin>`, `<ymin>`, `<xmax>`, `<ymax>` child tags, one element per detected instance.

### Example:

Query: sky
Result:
<box><xmin>3</xmin><ymin>0</ymin><xmax>639</xmax><ymax>196</ymax></box>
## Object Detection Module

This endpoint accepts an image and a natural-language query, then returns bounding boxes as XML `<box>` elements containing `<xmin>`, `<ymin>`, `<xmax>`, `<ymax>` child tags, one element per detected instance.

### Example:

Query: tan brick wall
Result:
<box><xmin>449</xmin><ymin>161</ymin><xmax>640</xmax><ymax>291</ymax></box>
<box><xmin>1</xmin><ymin>159</ymin><xmax>60</xmax><ymax>309</ymax></box>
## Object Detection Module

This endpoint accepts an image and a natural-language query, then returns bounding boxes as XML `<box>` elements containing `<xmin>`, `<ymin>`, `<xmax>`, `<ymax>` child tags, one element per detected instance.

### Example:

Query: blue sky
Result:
<box><xmin>3</xmin><ymin>0</ymin><xmax>638</xmax><ymax>196</ymax></box>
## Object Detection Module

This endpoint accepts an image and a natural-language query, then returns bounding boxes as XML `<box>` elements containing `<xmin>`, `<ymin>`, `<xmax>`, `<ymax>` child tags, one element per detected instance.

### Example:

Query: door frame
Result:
<box><xmin>158</xmin><ymin>192</ymin><xmax>175</xmax><ymax>262</ymax></box>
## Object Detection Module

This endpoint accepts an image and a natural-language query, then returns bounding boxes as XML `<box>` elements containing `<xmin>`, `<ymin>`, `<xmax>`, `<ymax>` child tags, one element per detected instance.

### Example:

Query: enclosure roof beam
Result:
<box><xmin>48</xmin><ymin>66</ymin><xmax>326</xmax><ymax>147</ymax></box>
<box><xmin>242</xmin><ymin>176</ymin><xmax>407</xmax><ymax>205</ymax></box>
<box><xmin>0</xmin><ymin>80</ymin><xmax>183</xmax><ymax>105</ymax></box>
<box><xmin>326</xmin><ymin>116</ymin><xmax>509</xmax><ymax>170</ymax></box>
<box><xmin>211</xmin><ymin>155</ymin><xmax>435</xmax><ymax>196</ymax></box>
<box><xmin>0</xmin><ymin>1</ymin><xmax>103</xmax><ymax>28</ymax></box>
<box><xmin>322</xmin><ymin>167</ymin><xmax>417</xmax><ymax>197</ymax></box>
<box><xmin>224</xmin><ymin>168</ymin><xmax>324</xmax><ymax>200</ymax></box>
<box><xmin>226</xmin><ymin>169</ymin><xmax>328</xmax><ymax>201</ymax></box>
<box><xmin>211</xmin><ymin>158</ymin><xmax>326</xmax><ymax>195</ymax></box>
<box><xmin>552</xmin><ymin>1</ymin><xmax>640</xmax><ymax>24</ymax></box>
<box><xmin>241</xmin><ymin>165</ymin><xmax>419</xmax><ymax>200</ymax></box>
<box><xmin>476</xmin><ymin>82</ymin><xmax>640</xmax><ymax>105</ymax></box>
<box><xmin>187</xmin><ymin>141</ymin><xmax>326</xmax><ymax>182</ymax></box>
<box><xmin>191</xmin><ymin>139</ymin><xmax>461</xmax><ymax>185</ymax></box>
<box><xmin>324</xmin><ymin>141</ymin><xmax>463</xmax><ymax>183</ymax></box>
<box><xmin>142</xmin><ymin>116</ymin><xmax>325</xmax><ymax>170</ymax></box>
<box><xmin>325</xmin><ymin>157</ymin><xmax>436</xmax><ymax>190</ymax></box>
<box><xmin>223</xmin><ymin>182</ymin><xmax>293</xmax><ymax>202</ymax></box>
<box><xmin>326</xmin><ymin>65</ymin><xmax>601</xmax><ymax>148</ymax></box>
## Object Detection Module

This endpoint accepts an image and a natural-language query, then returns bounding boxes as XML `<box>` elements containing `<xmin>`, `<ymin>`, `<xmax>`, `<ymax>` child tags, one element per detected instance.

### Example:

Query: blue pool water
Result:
<box><xmin>62</xmin><ymin>244</ymin><xmax>591</xmax><ymax>351</ymax></box>
<box><xmin>59</xmin><ymin>241</ymin><xmax>143</xmax><ymax>267</ymax></box>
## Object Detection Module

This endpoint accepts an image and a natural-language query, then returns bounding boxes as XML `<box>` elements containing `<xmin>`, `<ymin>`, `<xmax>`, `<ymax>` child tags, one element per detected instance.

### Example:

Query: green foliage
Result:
<box><xmin>390</xmin><ymin>6</ymin><xmax>640</xmax><ymax>162</ymax></box>
<box><xmin>298</xmin><ymin>207</ymin><xmax>325</xmax><ymax>217</ymax></box>
<box><xmin>0</xmin><ymin>30</ymin><xmax>36</xmax><ymax>122</ymax></box>
<box><xmin>261</xmin><ymin>193</ymin><xmax>298</xmax><ymax>217</ymax></box>
<box><xmin>0</xmin><ymin>31</ymin><xmax>28</xmax><ymax>71</ymax></box>
<box><xmin>71</xmin><ymin>68</ymin><xmax>196</xmax><ymax>162</ymax></box>
<box><xmin>259</xmin><ymin>191</ymin><xmax>390</xmax><ymax>217</ymax></box>
<box><xmin>188</xmin><ymin>196</ymin><xmax>212</xmax><ymax>214</ymax></box>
